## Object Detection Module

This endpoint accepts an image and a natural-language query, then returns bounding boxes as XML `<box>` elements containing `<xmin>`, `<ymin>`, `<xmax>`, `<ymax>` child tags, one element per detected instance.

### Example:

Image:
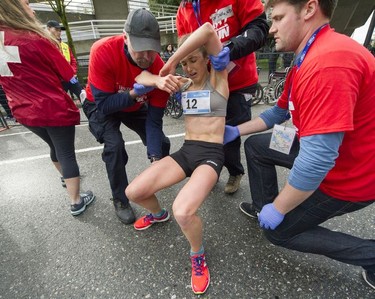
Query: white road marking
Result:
<box><xmin>0</xmin><ymin>124</ymin><xmax>89</xmax><ymax>138</ymax></box>
<box><xmin>0</xmin><ymin>133</ymin><xmax>185</xmax><ymax>165</ymax></box>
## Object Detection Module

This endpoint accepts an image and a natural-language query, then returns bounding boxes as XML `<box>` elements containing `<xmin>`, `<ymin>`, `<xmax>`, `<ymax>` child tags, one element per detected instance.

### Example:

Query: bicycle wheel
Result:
<box><xmin>274</xmin><ymin>78</ymin><xmax>286</xmax><ymax>99</ymax></box>
<box><xmin>164</xmin><ymin>96</ymin><xmax>172</xmax><ymax>116</ymax></box>
<box><xmin>263</xmin><ymin>86</ymin><xmax>274</xmax><ymax>105</ymax></box>
<box><xmin>251</xmin><ymin>83</ymin><xmax>264</xmax><ymax>106</ymax></box>
<box><xmin>166</xmin><ymin>94</ymin><xmax>183</xmax><ymax>119</ymax></box>
<box><xmin>170</xmin><ymin>101</ymin><xmax>183</xmax><ymax>119</ymax></box>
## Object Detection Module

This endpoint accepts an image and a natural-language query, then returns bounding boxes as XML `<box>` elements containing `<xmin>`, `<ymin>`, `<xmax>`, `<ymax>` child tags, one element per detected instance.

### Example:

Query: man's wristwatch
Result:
<box><xmin>149</xmin><ymin>156</ymin><xmax>160</xmax><ymax>163</ymax></box>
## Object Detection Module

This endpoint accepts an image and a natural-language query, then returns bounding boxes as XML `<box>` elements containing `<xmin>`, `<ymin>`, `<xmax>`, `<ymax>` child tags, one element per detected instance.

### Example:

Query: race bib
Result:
<box><xmin>182</xmin><ymin>90</ymin><xmax>211</xmax><ymax>114</ymax></box>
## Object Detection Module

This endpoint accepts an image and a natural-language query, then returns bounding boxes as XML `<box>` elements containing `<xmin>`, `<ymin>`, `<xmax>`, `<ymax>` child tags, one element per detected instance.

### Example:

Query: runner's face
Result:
<box><xmin>20</xmin><ymin>0</ymin><xmax>35</xmax><ymax>18</ymax></box>
<box><xmin>269</xmin><ymin>2</ymin><xmax>304</xmax><ymax>52</ymax></box>
<box><xmin>180</xmin><ymin>49</ymin><xmax>208</xmax><ymax>83</ymax></box>
<box><xmin>127</xmin><ymin>38</ymin><xmax>157</xmax><ymax>69</ymax></box>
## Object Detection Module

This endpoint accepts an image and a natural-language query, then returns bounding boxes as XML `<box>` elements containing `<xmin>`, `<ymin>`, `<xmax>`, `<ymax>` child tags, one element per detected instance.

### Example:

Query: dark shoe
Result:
<box><xmin>113</xmin><ymin>199</ymin><xmax>135</xmax><ymax>224</ymax></box>
<box><xmin>239</xmin><ymin>202</ymin><xmax>259</xmax><ymax>219</ymax></box>
<box><xmin>362</xmin><ymin>270</ymin><xmax>375</xmax><ymax>289</ymax></box>
<box><xmin>71</xmin><ymin>191</ymin><xmax>95</xmax><ymax>216</ymax></box>
<box><xmin>224</xmin><ymin>174</ymin><xmax>243</xmax><ymax>194</ymax></box>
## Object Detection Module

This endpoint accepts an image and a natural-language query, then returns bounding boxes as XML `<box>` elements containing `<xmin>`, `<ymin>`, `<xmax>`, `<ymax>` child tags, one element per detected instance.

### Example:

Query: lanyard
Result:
<box><xmin>286</xmin><ymin>23</ymin><xmax>328</xmax><ymax>112</ymax></box>
<box><xmin>295</xmin><ymin>23</ymin><xmax>328</xmax><ymax>68</ymax></box>
<box><xmin>192</xmin><ymin>0</ymin><xmax>202</xmax><ymax>27</ymax></box>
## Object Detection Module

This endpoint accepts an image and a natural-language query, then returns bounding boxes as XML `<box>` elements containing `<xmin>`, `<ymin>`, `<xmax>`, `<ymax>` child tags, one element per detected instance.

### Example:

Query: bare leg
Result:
<box><xmin>65</xmin><ymin>177</ymin><xmax>81</xmax><ymax>204</ymax></box>
<box><xmin>53</xmin><ymin>161</ymin><xmax>80</xmax><ymax>204</ymax></box>
<box><xmin>173</xmin><ymin>165</ymin><xmax>218</xmax><ymax>252</ymax></box>
<box><xmin>126</xmin><ymin>157</ymin><xmax>186</xmax><ymax>214</ymax></box>
<box><xmin>135</xmin><ymin>194</ymin><xmax>163</xmax><ymax>214</ymax></box>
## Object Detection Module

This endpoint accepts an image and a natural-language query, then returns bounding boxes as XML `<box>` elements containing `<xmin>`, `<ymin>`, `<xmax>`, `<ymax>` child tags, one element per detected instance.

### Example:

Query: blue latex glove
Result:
<box><xmin>223</xmin><ymin>125</ymin><xmax>240</xmax><ymax>144</ymax></box>
<box><xmin>133</xmin><ymin>83</ymin><xmax>154</xmax><ymax>96</ymax></box>
<box><xmin>174</xmin><ymin>92</ymin><xmax>181</xmax><ymax>104</ymax></box>
<box><xmin>258</xmin><ymin>203</ymin><xmax>285</xmax><ymax>230</ymax></box>
<box><xmin>209</xmin><ymin>46</ymin><xmax>230</xmax><ymax>71</ymax></box>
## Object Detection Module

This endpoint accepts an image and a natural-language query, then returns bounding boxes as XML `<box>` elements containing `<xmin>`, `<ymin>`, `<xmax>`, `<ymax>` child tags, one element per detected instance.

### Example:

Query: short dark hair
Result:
<box><xmin>266</xmin><ymin>0</ymin><xmax>338</xmax><ymax>19</ymax></box>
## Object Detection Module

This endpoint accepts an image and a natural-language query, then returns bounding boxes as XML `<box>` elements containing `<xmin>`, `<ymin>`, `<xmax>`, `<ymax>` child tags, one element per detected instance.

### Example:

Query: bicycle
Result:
<box><xmin>163</xmin><ymin>76</ymin><xmax>193</xmax><ymax>119</ymax></box>
<box><xmin>164</xmin><ymin>92</ymin><xmax>183</xmax><ymax>119</ymax></box>
<box><xmin>250</xmin><ymin>82</ymin><xmax>264</xmax><ymax>106</ymax></box>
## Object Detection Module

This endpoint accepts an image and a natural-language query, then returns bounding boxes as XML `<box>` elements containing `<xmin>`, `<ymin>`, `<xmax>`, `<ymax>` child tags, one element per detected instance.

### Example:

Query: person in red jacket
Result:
<box><xmin>0</xmin><ymin>0</ymin><xmax>95</xmax><ymax>216</ymax></box>
<box><xmin>176</xmin><ymin>0</ymin><xmax>269</xmax><ymax>195</ymax></box>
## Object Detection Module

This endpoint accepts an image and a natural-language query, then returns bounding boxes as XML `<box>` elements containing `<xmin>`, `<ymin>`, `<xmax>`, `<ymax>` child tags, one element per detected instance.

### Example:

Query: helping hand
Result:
<box><xmin>209</xmin><ymin>46</ymin><xmax>230</xmax><ymax>71</ymax></box>
<box><xmin>223</xmin><ymin>125</ymin><xmax>240</xmax><ymax>144</ymax></box>
<box><xmin>258</xmin><ymin>203</ymin><xmax>285</xmax><ymax>230</ymax></box>
<box><xmin>133</xmin><ymin>83</ymin><xmax>154</xmax><ymax>96</ymax></box>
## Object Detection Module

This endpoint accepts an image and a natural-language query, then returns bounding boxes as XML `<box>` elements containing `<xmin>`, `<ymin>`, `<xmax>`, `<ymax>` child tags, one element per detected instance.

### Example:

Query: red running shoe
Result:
<box><xmin>190</xmin><ymin>253</ymin><xmax>210</xmax><ymax>294</ymax></box>
<box><xmin>134</xmin><ymin>209</ymin><xmax>170</xmax><ymax>230</ymax></box>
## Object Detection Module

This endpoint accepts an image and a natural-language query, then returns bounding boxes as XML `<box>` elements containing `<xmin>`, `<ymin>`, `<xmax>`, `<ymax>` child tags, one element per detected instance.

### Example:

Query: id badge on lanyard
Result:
<box><xmin>270</xmin><ymin>124</ymin><xmax>296</xmax><ymax>154</ymax></box>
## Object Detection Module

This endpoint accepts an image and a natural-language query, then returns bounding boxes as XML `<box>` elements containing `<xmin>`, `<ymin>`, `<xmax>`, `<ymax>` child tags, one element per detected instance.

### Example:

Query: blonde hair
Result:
<box><xmin>0</xmin><ymin>0</ymin><xmax>59</xmax><ymax>47</ymax></box>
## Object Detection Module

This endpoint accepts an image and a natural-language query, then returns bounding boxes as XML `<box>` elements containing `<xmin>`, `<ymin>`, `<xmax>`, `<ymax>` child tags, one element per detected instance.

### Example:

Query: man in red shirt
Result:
<box><xmin>83</xmin><ymin>9</ymin><xmax>180</xmax><ymax>224</ymax></box>
<box><xmin>224</xmin><ymin>0</ymin><xmax>375</xmax><ymax>289</ymax></box>
<box><xmin>176</xmin><ymin>0</ymin><xmax>269</xmax><ymax>194</ymax></box>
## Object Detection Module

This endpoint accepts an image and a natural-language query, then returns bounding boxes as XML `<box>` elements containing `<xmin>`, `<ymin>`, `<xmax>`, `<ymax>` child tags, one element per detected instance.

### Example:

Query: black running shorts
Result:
<box><xmin>170</xmin><ymin>140</ymin><xmax>224</xmax><ymax>177</ymax></box>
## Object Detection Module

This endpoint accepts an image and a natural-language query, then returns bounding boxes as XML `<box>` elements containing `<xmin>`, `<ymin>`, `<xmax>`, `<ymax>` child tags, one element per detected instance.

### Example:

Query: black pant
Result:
<box><xmin>268</xmin><ymin>52</ymin><xmax>279</xmax><ymax>76</ymax></box>
<box><xmin>244</xmin><ymin>132</ymin><xmax>375</xmax><ymax>272</ymax></box>
<box><xmin>0</xmin><ymin>86</ymin><xmax>12</xmax><ymax>117</ymax></box>
<box><xmin>83</xmin><ymin>101</ymin><xmax>170</xmax><ymax>204</ymax></box>
<box><xmin>24</xmin><ymin>125</ymin><xmax>79</xmax><ymax>179</ymax></box>
<box><xmin>224</xmin><ymin>85</ymin><xmax>255</xmax><ymax>176</ymax></box>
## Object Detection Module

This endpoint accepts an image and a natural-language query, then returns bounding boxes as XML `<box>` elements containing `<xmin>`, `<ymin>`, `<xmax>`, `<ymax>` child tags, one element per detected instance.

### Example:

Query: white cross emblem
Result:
<box><xmin>0</xmin><ymin>31</ymin><xmax>21</xmax><ymax>77</ymax></box>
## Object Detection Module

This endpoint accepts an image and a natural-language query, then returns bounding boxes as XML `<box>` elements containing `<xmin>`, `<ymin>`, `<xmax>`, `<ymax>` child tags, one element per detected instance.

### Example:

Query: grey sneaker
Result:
<box><xmin>239</xmin><ymin>202</ymin><xmax>259</xmax><ymax>219</ymax></box>
<box><xmin>224</xmin><ymin>174</ymin><xmax>243</xmax><ymax>194</ymax></box>
<box><xmin>70</xmin><ymin>191</ymin><xmax>95</xmax><ymax>216</ymax></box>
<box><xmin>362</xmin><ymin>270</ymin><xmax>375</xmax><ymax>289</ymax></box>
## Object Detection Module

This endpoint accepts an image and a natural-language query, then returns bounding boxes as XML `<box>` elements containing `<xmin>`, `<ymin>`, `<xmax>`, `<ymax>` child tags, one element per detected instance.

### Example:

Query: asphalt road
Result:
<box><xmin>0</xmin><ymin>103</ymin><xmax>374</xmax><ymax>299</ymax></box>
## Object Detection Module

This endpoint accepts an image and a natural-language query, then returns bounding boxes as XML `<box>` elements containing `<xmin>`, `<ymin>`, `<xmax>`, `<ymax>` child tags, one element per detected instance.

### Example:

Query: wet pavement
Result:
<box><xmin>0</xmin><ymin>104</ymin><xmax>374</xmax><ymax>299</ymax></box>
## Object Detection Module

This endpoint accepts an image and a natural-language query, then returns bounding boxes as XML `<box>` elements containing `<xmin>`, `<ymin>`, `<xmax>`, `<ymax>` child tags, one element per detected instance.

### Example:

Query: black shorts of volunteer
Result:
<box><xmin>24</xmin><ymin>125</ymin><xmax>79</xmax><ymax>179</ymax></box>
<box><xmin>170</xmin><ymin>140</ymin><xmax>224</xmax><ymax>177</ymax></box>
